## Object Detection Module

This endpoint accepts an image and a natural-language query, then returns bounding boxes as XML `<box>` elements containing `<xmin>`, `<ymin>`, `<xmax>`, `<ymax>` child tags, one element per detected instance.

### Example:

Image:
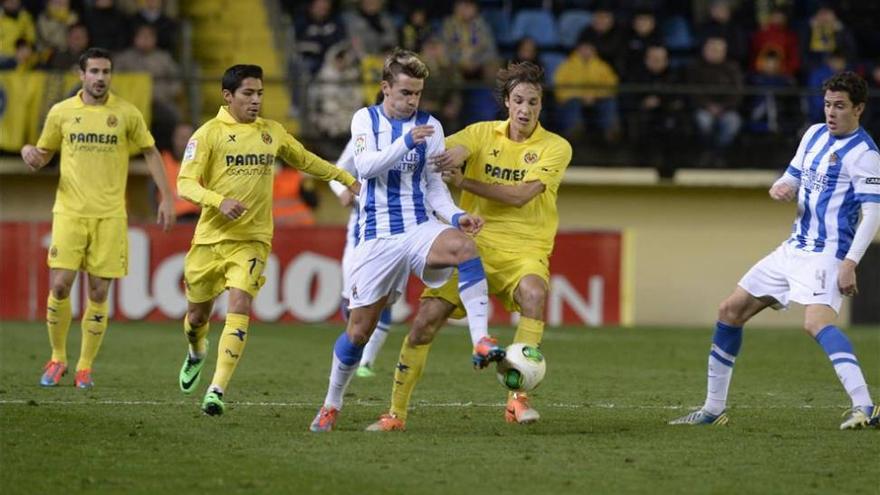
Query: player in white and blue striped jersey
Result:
<box><xmin>671</xmin><ymin>71</ymin><xmax>880</xmax><ymax>430</ymax></box>
<box><xmin>311</xmin><ymin>49</ymin><xmax>504</xmax><ymax>432</ymax></box>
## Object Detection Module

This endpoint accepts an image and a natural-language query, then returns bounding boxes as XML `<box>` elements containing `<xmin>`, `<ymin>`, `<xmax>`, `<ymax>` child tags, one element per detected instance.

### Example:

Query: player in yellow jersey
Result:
<box><xmin>367</xmin><ymin>61</ymin><xmax>572</xmax><ymax>431</ymax></box>
<box><xmin>175</xmin><ymin>64</ymin><xmax>359</xmax><ymax>416</ymax></box>
<box><xmin>21</xmin><ymin>47</ymin><xmax>176</xmax><ymax>389</ymax></box>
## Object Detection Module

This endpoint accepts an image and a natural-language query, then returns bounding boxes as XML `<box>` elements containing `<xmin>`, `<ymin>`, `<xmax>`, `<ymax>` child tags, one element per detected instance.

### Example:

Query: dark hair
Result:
<box><xmin>382</xmin><ymin>48</ymin><xmax>429</xmax><ymax>84</ymax></box>
<box><xmin>822</xmin><ymin>71</ymin><xmax>868</xmax><ymax>106</ymax></box>
<box><xmin>222</xmin><ymin>64</ymin><xmax>263</xmax><ymax>93</ymax></box>
<box><xmin>496</xmin><ymin>61</ymin><xmax>544</xmax><ymax>103</ymax></box>
<box><xmin>78</xmin><ymin>47</ymin><xmax>112</xmax><ymax>71</ymax></box>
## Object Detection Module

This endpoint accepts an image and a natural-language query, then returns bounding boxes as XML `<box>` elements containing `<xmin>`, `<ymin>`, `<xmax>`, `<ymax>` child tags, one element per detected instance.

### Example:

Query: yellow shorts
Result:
<box><xmin>422</xmin><ymin>246</ymin><xmax>549</xmax><ymax>319</ymax></box>
<box><xmin>184</xmin><ymin>240</ymin><xmax>270</xmax><ymax>303</ymax></box>
<box><xmin>47</xmin><ymin>213</ymin><xmax>128</xmax><ymax>278</ymax></box>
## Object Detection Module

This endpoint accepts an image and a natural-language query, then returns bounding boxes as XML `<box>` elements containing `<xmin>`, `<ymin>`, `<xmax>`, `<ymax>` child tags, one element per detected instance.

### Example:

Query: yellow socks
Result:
<box><xmin>210</xmin><ymin>313</ymin><xmax>250</xmax><ymax>392</ymax></box>
<box><xmin>509</xmin><ymin>316</ymin><xmax>544</xmax><ymax>400</ymax></box>
<box><xmin>184</xmin><ymin>317</ymin><xmax>210</xmax><ymax>358</ymax></box>
<box><xmin>46</xmin><ymin>294</ymin><xmax>72</xmax><ymax>364</ymax></box>
<box><xmin>390</xmin><ymin>339</ymin><xmax>431</xmax><ymax>421</ymax></box>
<box><xmin>76</xmin><ymin>299</ymin><xmax>109</xmax><ymax>371</ymax></box>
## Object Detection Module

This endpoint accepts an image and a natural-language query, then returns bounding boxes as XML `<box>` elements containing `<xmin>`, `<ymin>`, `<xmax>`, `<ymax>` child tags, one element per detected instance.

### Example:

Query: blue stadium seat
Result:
<box><xmin>483</xmin><ymin>7</ymin><xmax>513</xmax><ymax>46</ymax></box>
<box><xmin>662</xmin><ymin>15</ymin><xmax>695</xmax><ymax>50</ymax></box>
<box><xmin>510</xmin><ymin>9</ymin><xmax>558</xmax><ymax>47</ymax></box>
<box><xmin>557</xmin><ymin>10</ymin><xmax>592</xmax><ymax>48</ymax></box>
<box><xmin>539</xmin><ymin>51</ymin><xmax>567</xmax><ymax>85</ymax></box>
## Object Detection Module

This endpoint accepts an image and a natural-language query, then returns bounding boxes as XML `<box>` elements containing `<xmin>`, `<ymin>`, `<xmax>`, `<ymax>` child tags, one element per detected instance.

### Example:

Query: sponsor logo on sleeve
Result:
<box><xmin>866</xmin><ymin>177</ymin><xmax>880</xmax><ymax>185</ymax></box>
<box><xmin>355</xmin><ymin>134</ymin><xmax>366</xmax><ymax>155</ymax></box>
<box><xmin>183</xmin><ymin>139</ymin><xmax>197</xmax><ymax>161</ymax></box>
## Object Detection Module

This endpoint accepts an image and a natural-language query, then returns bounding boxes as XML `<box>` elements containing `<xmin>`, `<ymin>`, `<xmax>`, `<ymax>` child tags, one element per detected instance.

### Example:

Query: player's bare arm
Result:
<box><xmin>20</xmin><ymin>145</ymin><xmax>55</xmax><ymax>171</ymax></box>
<box><xmin>348</xmin><ymin>181</ymin><xmax>361</xmax><ymax>196</ymax></box>
<box><xmin>429</xmin><ymin>145</ymin><xmax>470</xmax><ymax>172</ymax></box>
<box><xmin>443</xmin><ymin>166</ymin><xmax>545</xmax><ymax>207</ymax></box>
<box><xmin>142</xmin><ymin>146</ymin><xmax>177</xmax><ymax>231</ymax></box>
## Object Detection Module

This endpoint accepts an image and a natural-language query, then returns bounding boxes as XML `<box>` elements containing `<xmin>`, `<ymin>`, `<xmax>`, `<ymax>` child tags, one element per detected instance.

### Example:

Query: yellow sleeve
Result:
<box><xmin>126</xmin><ymin>106</ymin><xmax>156</xmax><ymax>149</ymax></box>
<box><xmin>177</xmin><ymin>126</ymin><xmax>224</xmax><ymax>208</ymax></box>
<box><xmin>277</xmin><ymin>131</ymin><xmax>356</xmax><ymax>186</ymax></box>
<box><xmin>445</xmin><ymin>123</ymin><xmax>482</xmax><ymax>155</ymax></box>
<box><xmin>35</xmin><ymin>106</ymin><xmax>63</xmax><ymax>151</ymax></box>
<box><xmin>523</xmin><ymin>137</ymin><xmax>572</xmax><ymax>190</ymax></box>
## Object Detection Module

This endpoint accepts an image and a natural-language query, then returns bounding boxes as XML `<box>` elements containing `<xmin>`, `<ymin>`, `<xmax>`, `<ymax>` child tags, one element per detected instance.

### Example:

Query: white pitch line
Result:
<box><xmin>0</xmin><ymin>399</ymin><xmax>850</xmax><ymax>410</ymax></box>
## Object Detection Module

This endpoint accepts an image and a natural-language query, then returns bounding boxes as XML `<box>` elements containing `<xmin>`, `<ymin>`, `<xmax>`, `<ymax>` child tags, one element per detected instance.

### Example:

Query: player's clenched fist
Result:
<box><xmin>219</xmin><ymin>198</ymin><xmax>248</xmax><ymax>220</ymax></box>
<box><xmin>407</xmin><ymin>125</ymin><xmax>434</xmax><ymax>145</ymax></box>
<box><xmin>429</xmin><ymin>145</ymin><xmax>469</xmax><ymax>172</ymax></box>
<box><xmin>21</xmin><ymin>145</ymin><xmax>50</xmax><ymax>171</ymax></box>
<box><xmin>769</xmin><ymin>182</ymin><xmax>797</xmax><ymax>202</ymax></box>
<box><xmin>456</xmin><ymin>213</ymin><xmax>484</xmax><ymax>235</ymax></box>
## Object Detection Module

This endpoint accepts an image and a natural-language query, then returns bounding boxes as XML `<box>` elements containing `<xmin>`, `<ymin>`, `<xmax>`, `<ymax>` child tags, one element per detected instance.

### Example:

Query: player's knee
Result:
<box><xmin>450</xmin><ymin>235</ymin><xmax>478</xmax><ymax>263</ymax></box>
<box><xmin>346</xmin><ymin>326</ymin><xmax>371</xmax><ymax>346</ymax></box>
<box><xmin>187</xmin><ymin>311</ymin><xmax>209</xmax><ymax>328</ymax></box>
<box><xmin>717</xmin><ymin>298</ymin><xmax>746</xmax><ymax>326</ymax></box>
<box><xmin>88</xmin><ymin>286</ymin><xmax>109</xmax><ymax>303</ymax></box>
<box><xmin>410</xmin><ymin>316</ymin><xmax>441</xmax><ymax>346</ymax></box>
<box><xmin>802</xmin><ymin>318</ymin><xmax>828</xmax><ymax>337</ymax></box>
<box><xmin>518</xmin><ymin>284</ymin><xmax>547</xmax><ymax>314</ymax></box>
<box><xmin>50</xmin><ymin>281</ymin><xmax>72</xmax><ymax>299</ymax></box>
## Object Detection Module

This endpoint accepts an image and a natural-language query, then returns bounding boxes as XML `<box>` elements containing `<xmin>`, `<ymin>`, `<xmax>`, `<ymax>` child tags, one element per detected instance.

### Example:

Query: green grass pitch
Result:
<box><xmin>1</xmin><ymin>321</ymin><xmax>877</xmax><ymax>494</ymax></box>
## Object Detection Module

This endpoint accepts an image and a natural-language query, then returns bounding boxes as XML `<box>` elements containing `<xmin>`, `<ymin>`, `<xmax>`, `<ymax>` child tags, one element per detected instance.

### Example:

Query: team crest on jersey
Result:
<box><xmin>523</xmin><ymin>151</ymin><xmax>538</xmax><ymax>164</ymax></box>
<box><xmin>261</xmin><ymin>131</ymin><xmax>272</xmax><ymax>144</ymax></box>
<box><xmin>828</xmin><ymin>152</ymin><xmax>839</xmax><ymax>165</ymax></box>
<box><xmin>106</xmin><ymin>114</ymin><xmax>118</xmax><ymax>128</ymax></box>
<box><xmin>355</xmin><ymin>134</ymin><xmax>367</xmax><ymax>155</ymax></box>
<box><xmin>49</xmin><ymin>246</ymin><xmax>57</xmax><ymax>258</ymax></box>
<box><xmin>183</xmin><ymin>139</ymin><xmax>197</xmax><ymax>161</ymax></box>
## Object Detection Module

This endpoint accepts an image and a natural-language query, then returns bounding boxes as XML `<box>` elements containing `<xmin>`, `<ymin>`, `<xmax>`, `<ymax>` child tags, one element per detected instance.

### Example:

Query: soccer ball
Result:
<box><xmin>496</xmin><ymin>343</ymin><xmax>546</xmax><ymax>392</ymax></box>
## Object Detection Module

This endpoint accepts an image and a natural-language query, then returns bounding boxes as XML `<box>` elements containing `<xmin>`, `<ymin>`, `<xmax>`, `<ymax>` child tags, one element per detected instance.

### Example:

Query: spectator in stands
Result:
<box><xmin>344</xmin><ymin>0</ymin><xmax>397</xmax><ymax>57</ymax></box>
<box><xmin>622</xmin><ymin>10</ymin><xmax>662</xmax><ymax>79</ymax></box>
<box><xmin>36</xmin><ymin>0</ymin><xmax>79</xmax><ymax>55</ymax></box>
<box><xmin>686</xmin><ymin>36</ymin><xmax>743</xmax><ymax>150</ymax></box>
<box><xmin>0</xmin><ymin>37</ymin><xmax>37</xmax><ymax>70</ymax></box>
<box><xmin>696</xmin><ymin>0</ymin><xmax>748</xmax><ymax>67</ymax></box>
<box><xmin>114</xmin><ymin>23</ymin><xmax>182</xmax><ymax>148</ymax></box>
<box><xmin>800</xmin><ymin>5</ymin><xmax>856</xmax><ymax>72</ymax></box>
<box><xmin>0</xmin><ymin>0</ymin><xmax>36</xmax><ymax>63</ymax></box>
<box><xmin>399</xmin><ymin>7</ymin><xmax>431</xmax><ymax>54</ymax></box>
<box><xmin>158</xmin><ymin>122</ymin><xmax>200</xmax><ymax>222</ymax></box>
<box><xmin>806</xmin><ymin>50</ymin><xmax>848</xmax><ymax>123</ymax></box>
<box><xmin>83</xmin><ymin>0</ymin><xmax>129</xmax><ymax>52</ymax></box>
<box><xmin>554</xmin><ymin>37</ymin><xmax>620</xmax><ymax>143</ymax></box>
<box><xmin>749</xmin><ymin>7</ymin><xmax>800</xmax><ymax>78</ymax></box>
<box><xmin>440</xmin><ymin>0</ymin><xmax>498</xmax><ymax>82</ymax></box>
<box><xmin>45</xmin><ymin>22</ymin><xmax>88</xmax><ymax>71</ymax></box>
<box><xmin>512</xmin><ymin>36</ymin><xmax>539</xmax><ymax>66</ymax></box>
<box><xmin>746</xmin><ymin>50</ymin><xmax>795</xmax><ymax>134</ymax></box>
<box><xmin>273</xmin><ymin>166</ymin><xmax>318</xmax><ymax>226</ymax></box>
<box><xmin>309</xmin><ymin>41</ymin><xmax>362</xmax><ymax>138</ymax></box>
<box><xmin>576</xmin><ymin>3</ymin><xmax>624</xmax><ymax>74</ymax></box>
<box><xmin>295</xmin><ymin>0</ymin><xmax>348</xmax><ymax>77</ymax></box>
<box><xmin>131</xmin><ymin>0</ymin><xmax>178</xmax><ymax>54</ymax></box>
<box><xmin>626</xmin><ymin>44</ymin><xmax>683</xmax><ymax>176</ymax></box>
<box><xmin>419</xmin><ymin>36</ymin><xmax>462</xmax><ymax>131</ymax></box>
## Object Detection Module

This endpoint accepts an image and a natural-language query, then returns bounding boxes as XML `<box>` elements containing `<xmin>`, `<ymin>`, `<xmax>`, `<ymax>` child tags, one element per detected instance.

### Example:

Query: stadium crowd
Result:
<box><xmin>3</xmin><ymin>0</ymin><xmax>880</xmax><ymax>171</ymax></box>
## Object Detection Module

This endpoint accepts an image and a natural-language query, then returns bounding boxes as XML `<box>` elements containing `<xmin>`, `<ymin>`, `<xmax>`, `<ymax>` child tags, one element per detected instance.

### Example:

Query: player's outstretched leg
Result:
<box><xmin>357</xmin><ymin>307</ymin><xmax>392</xmax><ymax>378</ymax></box>
<box><xmin>457</xmin><ymin>257</ymin><xmax>504</xmax><ymax>368</ymax></box>
<box><xmin>813</xmin><ymin>325</ymin><xmax>875</xmax><ymax>430</ymax></box>
<box><xmin>668</xmin><ymin>321</ymin><xmax>742</xmax><ymax>426</ymax></box>
<box><xmin>41</xmin><ymin>293</ymin><xmax>72</xmax><ymax>386</ymax></box>
<box><xmin>366</xmin><ymin>338</ymin><xmax>432</xmax><ymax>432</ymax></box>
<box><xmin>179</xmin><ymin>318</ymin><xmax>210</xmax><ymax>394</ymax></box>
<box><xmin>75</xmin><ymin>298</ymin><xmax>110</xmax><ymax>389</ymax></box>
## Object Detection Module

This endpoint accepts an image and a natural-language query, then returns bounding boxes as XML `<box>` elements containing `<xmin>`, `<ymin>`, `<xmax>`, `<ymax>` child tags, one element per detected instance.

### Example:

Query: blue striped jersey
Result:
<box><xmin>350</xmin><ymin>105</ymin><xmax>463</xmax><ymax>244</ymax></box>
<box><xmin>783</xmin><ymin>124</ymin><xmax>880</xmax><ymax>259</ymax></box>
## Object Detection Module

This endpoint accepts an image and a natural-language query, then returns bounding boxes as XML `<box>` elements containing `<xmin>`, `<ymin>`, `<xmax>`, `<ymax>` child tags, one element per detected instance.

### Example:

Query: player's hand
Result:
<box><xmin>769</xmin><ymin>183</ymin><xmax>797</xmax><ymax>202</ymax></box>
<box><xmin>338</xmin><ymin>189</ymin><xmax>355</xmax><ymax>207</ymax></box>
<box><xmin>430</xmin><ymin>145</ymin><xmax>469</xmax><ymax>172</ymax></box>
<box><xmin>441</xmin><ymin>167</ymin><xmax>464</xmax><ymax>188</ymax></box>
<box><xmin>456</xmin><ymin>213</ymin><xmax>483</xmax><ymax>235</ymax></box>
<box><xmin>348</xmin><ymin>181</ymin><xmax>361</xmax><ymax>197</ymax></box>
<box><xmin>219</xmin><ymin>198</ymin><xmax>248</xmax><ymax>220</ymax></box>
<box><xmin>407</xmin><ymin>125</ymin><xmax>434</xmax><ymax>146</ymax></box>
<box><xmin>838</xmin><ymin>259</ymin><xmax>858</xmax><ymax>297</ymax></box>
<box><xmin>21</xmin><ymin>145</ymin><xmax>49</xmax><ymax>171</ymax></box>
<box><xmin>157</xmin><ymin>199</ymin><xmax>176</xmax><ymax>232</ymax></box>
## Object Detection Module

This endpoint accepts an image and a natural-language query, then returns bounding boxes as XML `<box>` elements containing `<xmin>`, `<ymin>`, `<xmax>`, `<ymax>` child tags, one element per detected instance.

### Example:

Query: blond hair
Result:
<box><xmin>383</xmin><ymin>48</ymin><xmax>430</xmax><ymax>84</ymax></box>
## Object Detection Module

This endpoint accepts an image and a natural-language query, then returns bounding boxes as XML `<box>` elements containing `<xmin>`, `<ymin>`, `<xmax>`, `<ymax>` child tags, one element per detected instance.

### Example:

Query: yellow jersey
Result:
<box><xmin>178</xmin><ymin>106</ymin><xmax>356</xmax><ymax>246</ymax></box>
<box><xmin>36</xmin><ymin>90</ymin><xmax>155</xmax><ymax>218</ymax></box>
<box><xmin>447</xmin><ymin>120</ymin><xmax>571</xmax><ymax>255</ymax></box>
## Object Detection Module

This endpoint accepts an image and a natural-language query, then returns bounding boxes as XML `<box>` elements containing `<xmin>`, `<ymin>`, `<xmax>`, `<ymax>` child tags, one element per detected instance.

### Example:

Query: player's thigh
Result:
<box><xmin>489</xmin><ymin>249</ymin><xmax>550</xmax><ymax>314</ymax></box>
<box><xmin>84</xmin><ymin>217</ymin><xmax>128</xmax><ymax>278</ymax></box>
<box><xmin>183</xmin><ymin>244</ymin><xmax>226</xmax><ymax>304</ymax></box>
<box><xmin>221</xmin><ymin>241</ymin><xmax>270</xmax><ymax>300</ymax></box>
<box><xmin>421</xmin><ymin>272</ymin><xmax>466</xmax><ymax>319</ymax></box>
<box><xmin>348</xmin><ymin>237</ymin><xmax>410</xmax><ymax>308</ymax></box>
<box><xmin>47</xmin><ymin>213</ymin><xmax>88</xmax><ymax>272</ymax></box>
<box><xmin>409</xmin><ymin>222</ymin><xmax>457</xmax><ymax>288</ymax></box>
<box><xmin>737</xmin><ymin>244</ymin><xmax>790</xmax><ymax>311</ymax></box>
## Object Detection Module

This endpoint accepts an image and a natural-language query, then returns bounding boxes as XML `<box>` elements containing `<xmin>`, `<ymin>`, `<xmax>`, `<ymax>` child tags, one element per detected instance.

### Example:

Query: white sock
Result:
<box><xmin>704</xmin><ymin>349</ymin><xmax>735</xmax><ymax>415</ymax></box>
<box><xmin>457</xmin><ymin>257</ymin><xmax>489</xmax><ymax>346</ymax></box>
<box><xmin>324</xmin><ymin>352</ymin><xmax>358</xmax><ymax>410</ymax></box>
<box><xmin>359</xmin><ymin>322</ymin><xmax>390</xmax><ymax>368</ymax></box>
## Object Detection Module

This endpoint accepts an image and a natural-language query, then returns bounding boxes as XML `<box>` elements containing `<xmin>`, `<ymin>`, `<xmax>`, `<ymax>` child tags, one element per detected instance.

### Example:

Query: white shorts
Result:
<box><xmin>738</xmin><ymin>242</ymin><xmax>844</xmax><ymax>313</ymax></box>
<box><xmin>347</xmin><ymin>220</ymin><xmax>455</xmax><ymax>309</ymax></box>
<box><xmin>341</xmin><ymin>209</ymin><xmax>358</xmax><ymax>300</ymax></box>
